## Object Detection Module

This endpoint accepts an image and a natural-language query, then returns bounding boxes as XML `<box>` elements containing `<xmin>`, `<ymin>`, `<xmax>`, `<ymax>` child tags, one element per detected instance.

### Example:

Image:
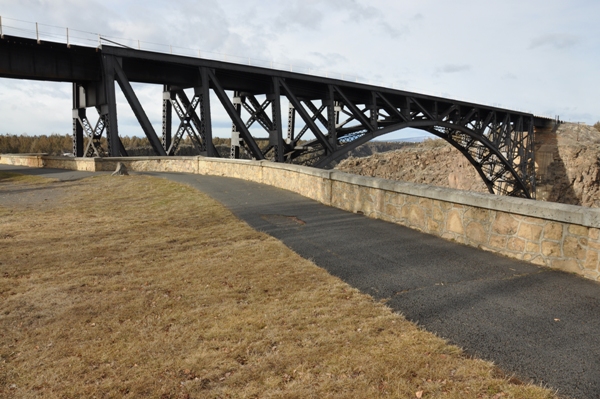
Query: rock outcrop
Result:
<box><xmin>336</xmin><ymin>123</ymin><xmax>600</xmax><ymax>208</ymax></box>
<box><xmin>535</xmin><ymin>123</ymin><xmax>600</xmax><ymax>207</ymax></box>
<box><xmin>337</xmin><ymin>140</ymin><xmax>488</xmax><ymax>193</ymax></box>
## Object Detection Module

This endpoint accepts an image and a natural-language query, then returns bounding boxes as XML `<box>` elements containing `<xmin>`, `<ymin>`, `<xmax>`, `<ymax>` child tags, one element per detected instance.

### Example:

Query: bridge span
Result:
<box><xmin>0</xmin><ymin>34</ymin><xmax>555</xmax><ymax>198</ymax></box>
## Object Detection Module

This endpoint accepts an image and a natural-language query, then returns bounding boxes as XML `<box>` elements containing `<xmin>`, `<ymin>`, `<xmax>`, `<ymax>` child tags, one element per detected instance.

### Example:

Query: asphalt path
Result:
<box><xmin>0</xmin><ymin>164</ymin><xmax>107</xmax><ymax>180</ymax></box>
<box><xmin>3</xmin><ymin>164</ymin><xmax>600</xmax><ymax>399</ymax></box>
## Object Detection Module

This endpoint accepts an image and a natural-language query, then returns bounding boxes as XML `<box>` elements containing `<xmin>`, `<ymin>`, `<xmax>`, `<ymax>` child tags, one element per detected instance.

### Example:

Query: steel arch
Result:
<box><xmin>312</xmin><ymin>119</ymin><xmax>534</xmax><ymax>198</ymax></box>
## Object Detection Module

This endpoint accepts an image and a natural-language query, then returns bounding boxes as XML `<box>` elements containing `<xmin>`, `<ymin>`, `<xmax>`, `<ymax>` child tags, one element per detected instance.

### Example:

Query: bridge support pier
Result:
<box><xmin>72</xmin><ymin>83</ymin><xmax>85</xmax><ymax>157</ymax></box>
<box><xmin>199</xmin><ymin>67</ymin><xmax>216</xmax><ymax>158</ymax></box>
<box><xmin>72</xmin><ymin>82</ymin><xmax>112</xmax><ymax>157</ymax></box>
<box><xmin>230</xmin><ymin>91</ymin><xmax>244</xmax><ymax>159</ymax></box>
<box><xmin>100</xmin><ymin>55</ymin><xmax>123</xmax><ymax>157</ymax></box>
<box><xmin>161</xmin><ymin>76</ymin><xmax>216</xmax><ymax>157</ymax></box>
<box><xmin>270</xmin><ymin>78</ymin><xmax>284</xmax><ymax>163</ymax></box>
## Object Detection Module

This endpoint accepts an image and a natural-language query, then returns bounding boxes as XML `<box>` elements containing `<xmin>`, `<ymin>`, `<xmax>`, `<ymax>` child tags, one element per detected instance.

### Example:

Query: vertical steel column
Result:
<box><xmin>162</xmin><ymin>85</ymin><xmax>173</xmax><ymax>152</ymax></box>
<box><xmin>370</xmin><ymin>92</ymin><xmax>379</xmax><ymax>129</ymax></box>
<box><xmin>271</xmin><ymin>78</ymin><xmax>284</xmax><ymax>162</ymax></box>
<box><xmin>528</xmin><ymin>116</ymin><xmax>536</xmax><ymax>198</ymax></box>
<box><xmin>101</xmin><ymin>55</ymin><xmax>120</xmax><ymax>157</ymax></box>
<box><xmin>230</xmin><ymin>91</ymin><xmax>242</xmax><ymax>159</ymax></box>
<box><xmin>501</xmin><ymin>115</ymin><xmax>511</xmax><ymax>168</ymax></box>
<box><xmin>326</xmin><ymin>85</ymin><xmax>337</xmax><ymax>151</ymax></box>
<box><xmin>404</xmin><ymin>97</ymin><xmax>411</xmax><ymax>119</ymax></box>
<box><xmin>199</xmin><ymin>67</ymin><xmax>215</xmax><ymax>157</ymax></box>
<box><xmin>72</xmin><ymin>83</ymin><xmax>84</xmax><ymax>157</ymax></box>
<box><xmin>287</xmin><ymin>103</ymin><xmax>295</xmax><ymax>143</ymax></box>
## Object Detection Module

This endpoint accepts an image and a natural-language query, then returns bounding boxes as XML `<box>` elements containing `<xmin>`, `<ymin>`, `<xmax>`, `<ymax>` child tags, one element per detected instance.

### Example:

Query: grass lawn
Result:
<box><xmin>0</xmin><ymin>172</ymin><xmax>558</xmax><ymax>398</ymax></box>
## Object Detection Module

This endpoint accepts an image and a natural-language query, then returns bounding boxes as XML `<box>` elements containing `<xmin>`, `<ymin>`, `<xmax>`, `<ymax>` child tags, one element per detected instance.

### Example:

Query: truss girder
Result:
<box><xmin>278</xmin><ymin>79</ymin><xmax>334</xmax><ymax>154</ymax></box>
<box><xmin>295</xmin><ymin>104</ymin><xmax>326</xmax><ymax>142</ymax></box>
<box><xmin>112</xmin><ymin>60</ymin><xmax>166</xmax><ymax>156</ymax></box>
<box><xmin>207</xmin><ymin>70</ymin><xmax>264</xmax><ymax>161</ymax></box>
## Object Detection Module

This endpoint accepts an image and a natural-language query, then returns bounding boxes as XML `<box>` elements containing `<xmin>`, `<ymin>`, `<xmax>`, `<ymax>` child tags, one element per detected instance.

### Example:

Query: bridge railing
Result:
<box><xmin>1</xmin><ymin>15</ymin><xmax>556</xmax><ymax>119</ymax></box>
<box><xmin>0</xmin><ymin>16</ymin><xmax>377</xmax><ymax>85</ymax></box>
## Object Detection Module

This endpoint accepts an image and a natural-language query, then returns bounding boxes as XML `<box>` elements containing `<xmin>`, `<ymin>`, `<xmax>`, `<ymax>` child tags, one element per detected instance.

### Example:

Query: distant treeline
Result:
<box><xmin>0</xmin><ymin>134</ymin><xmax>74</xmax><ymax>155</ymax></box>
<box><xmin>0</xmin><ymin>134</ymin><xmax>153</xmax><ymax>155</ymax></box>
<box><xmin>7</xmin><ymin>123</ymin><xmax>599</xmax><ymax>157</ymax></box>
<box><xmin>0</xmin><ymin>134</ymin><xmax>237</xmax><ymax>155</ymax></box>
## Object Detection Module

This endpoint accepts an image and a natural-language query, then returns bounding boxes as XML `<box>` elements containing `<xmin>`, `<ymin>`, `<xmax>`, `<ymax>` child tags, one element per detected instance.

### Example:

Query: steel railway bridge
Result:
<box><xmin>0</xmin><ymin>35</ymin><xmax>554</xmax><ymax>198</ymax></box>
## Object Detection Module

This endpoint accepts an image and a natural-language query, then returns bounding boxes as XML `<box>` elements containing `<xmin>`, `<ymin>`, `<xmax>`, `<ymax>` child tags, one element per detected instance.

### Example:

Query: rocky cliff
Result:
<box><xmin>535</xmin><ymin>123</ymin><xmax>600</xmax><ymax>207</ymax></box>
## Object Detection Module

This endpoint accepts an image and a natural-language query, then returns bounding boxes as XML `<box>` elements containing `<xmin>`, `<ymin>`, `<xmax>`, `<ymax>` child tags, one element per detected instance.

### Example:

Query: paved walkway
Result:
<box><xmin>3</xmin><ymin>165</ymin><xmax>600</xmax><ymax>399</ymax></box>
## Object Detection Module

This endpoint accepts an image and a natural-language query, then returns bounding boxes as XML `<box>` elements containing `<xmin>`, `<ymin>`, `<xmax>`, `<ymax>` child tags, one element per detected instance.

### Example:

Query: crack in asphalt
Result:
<box><xmin>392</xmin><ymin>270</ymin><xmax>549</xmax><ymax>296</ymax></box>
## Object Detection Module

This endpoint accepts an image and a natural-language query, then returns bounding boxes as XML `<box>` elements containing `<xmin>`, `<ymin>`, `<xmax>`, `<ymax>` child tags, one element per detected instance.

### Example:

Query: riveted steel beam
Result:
<box><xmin>162</xmin><ymin>85</ymin><xmax>173</xmax><ymax>152</ymax></box>
<box><xmin>199</xmin><ymin>67</ymin><xmax>217</xmax><ymax>157</ymax></box>
<box><xmin>279</xmin><ymin>79</ymin><xmax>333</xmax><ymax>154</ymax></box>
<box><xmin>271</xmin><ymin>77</ymin><xmax>285</xmax><ymax>162</ymax></box>
<box><xmin>72</xmin><ymin>82</ymin><xmax>85</xmax><ymax>157</ymax></box>
<box><xmin>332</xmin><ymin>85</ymin><xmax>374</xmax><ymax>132</ymax></box>
<box><xmin>208</xmin><ymin>69</ymin><xmax>263</xmax><ymax>160</ymax></box>
<box><xmin>113</xmin><ymin>58</ymin><xmax>167</xmax><ymax>156</ymax></box>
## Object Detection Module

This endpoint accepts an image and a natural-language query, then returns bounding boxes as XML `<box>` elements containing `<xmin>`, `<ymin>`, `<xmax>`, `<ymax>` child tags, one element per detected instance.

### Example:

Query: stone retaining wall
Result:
<box><xmin>2</xmin><ymin>153</ymin><xmax>599</xmax><ymax>282</ymax></box>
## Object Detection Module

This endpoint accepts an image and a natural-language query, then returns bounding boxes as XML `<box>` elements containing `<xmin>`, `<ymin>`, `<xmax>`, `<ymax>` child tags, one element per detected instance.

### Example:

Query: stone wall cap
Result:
<box><xmin>95</xmin><ymin>156</ymin><xmax>197</xmax><ymax>161</ymax></box>
<box><xmin>261</xmin><ymin>161</ymin><xmax>333</xmax><ymax>178</ymax></box>
<box><xmin>199</xmin><ymin>157</ymin><xmax>258</xmax><ymax>165</ymax></box>
<box><xmin>1</xmin><ymin>153</ymin><xmax>47</xmax><ymax>157</ymax></box>
<box><xmin>46</xmin><ymin>156</ymin><xmax>94</xmax><ymax>160</ymax></box>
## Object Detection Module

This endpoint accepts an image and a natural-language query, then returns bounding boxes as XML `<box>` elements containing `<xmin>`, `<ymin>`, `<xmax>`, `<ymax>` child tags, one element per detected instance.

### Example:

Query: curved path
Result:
<box><xmin>2</xmin><ymin>164</ymin><xmax>600</xmax><ymax>399</ymax></box>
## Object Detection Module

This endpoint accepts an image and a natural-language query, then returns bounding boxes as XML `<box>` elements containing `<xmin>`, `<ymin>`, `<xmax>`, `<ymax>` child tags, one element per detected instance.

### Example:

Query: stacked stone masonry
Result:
<box><xmin>2</xmin><ymin>153</ymin><xmax>599</xmax><ymax>282</ymax></box>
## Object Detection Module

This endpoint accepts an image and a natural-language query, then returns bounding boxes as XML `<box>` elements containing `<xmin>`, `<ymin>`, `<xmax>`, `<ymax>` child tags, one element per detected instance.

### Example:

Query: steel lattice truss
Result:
<box><xmin>283</xmin><ymin>90</ymin><xmax>536</xmax><ymax>198</ymax></box>
<box><xmin>77</xmin><ymin>62</ymin><xmax>536</xmax><ymax>198</ymax></box>
<box><xmin>206</xmin><ymin>84</ymin><xmax>536</xmax><ymax>198</ymax></box>
<box><xmin>0</xmin><ymin>35</ymin><xmax>549</xmax><ymax>198</ymax></box>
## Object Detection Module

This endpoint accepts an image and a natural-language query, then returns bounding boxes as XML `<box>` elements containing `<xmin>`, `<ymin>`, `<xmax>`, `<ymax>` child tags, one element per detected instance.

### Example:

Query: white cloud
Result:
<box><xmin>309</xmin><ymin>52</ymin><xmax>348</xmax><ymax>68</ymax></box>
<box><xmin>275</xmin><ymin>2</ymin><xmax>324</xmax><ymax>31</ymax></box>
<box><xmin>0</xmin><ymin>0</ymin><xmax>599</xmax><ymax>139</ymax></box>
<box><xmin>529</xmin><ymin>33</ymin><xmax>579</xmax><ymax>50</ymax></box>
<box><xmin>436</xmin><ymin>64</ymin><xmax>471</xmax><ymax>74</ymax></box>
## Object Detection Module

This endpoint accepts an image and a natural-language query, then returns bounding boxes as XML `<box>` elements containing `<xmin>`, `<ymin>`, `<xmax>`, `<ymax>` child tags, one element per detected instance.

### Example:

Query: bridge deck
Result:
<box><xmin>0</xmin><ymin>34</ymin><xmax>551</xmax><ymax>126</ymax></box>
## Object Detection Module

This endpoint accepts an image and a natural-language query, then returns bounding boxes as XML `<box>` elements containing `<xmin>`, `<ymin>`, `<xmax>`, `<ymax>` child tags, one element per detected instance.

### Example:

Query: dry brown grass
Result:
<box><xmin>0</xmin><ymin>173</ymin><xmax>558</xmax><ymax>398</ymax></box>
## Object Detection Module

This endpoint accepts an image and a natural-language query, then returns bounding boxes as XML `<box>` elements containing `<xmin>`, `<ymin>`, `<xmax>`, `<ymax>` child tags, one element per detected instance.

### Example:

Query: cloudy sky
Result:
<box><xmin>0</xmin><ymin>0</ymin><xmax>598</xmax><ymax>140</ymax></box>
